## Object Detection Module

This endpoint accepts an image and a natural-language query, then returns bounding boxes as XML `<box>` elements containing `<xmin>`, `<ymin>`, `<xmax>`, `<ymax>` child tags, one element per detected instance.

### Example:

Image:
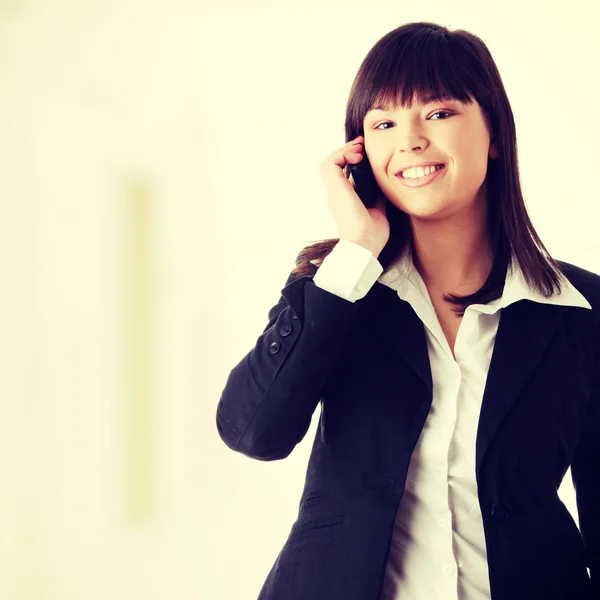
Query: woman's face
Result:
<box><xmin>362</xmin><ymin>93</ymin><xmax>498</xmax><ymax>222</ymax></box>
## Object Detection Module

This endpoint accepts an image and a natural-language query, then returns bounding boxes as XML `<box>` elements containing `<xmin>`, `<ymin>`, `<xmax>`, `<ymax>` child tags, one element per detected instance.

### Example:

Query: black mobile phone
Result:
<box><xmin>348</xmin><ymin>153</ymin><xmax>381</xmax><ymax>209</ymax></box>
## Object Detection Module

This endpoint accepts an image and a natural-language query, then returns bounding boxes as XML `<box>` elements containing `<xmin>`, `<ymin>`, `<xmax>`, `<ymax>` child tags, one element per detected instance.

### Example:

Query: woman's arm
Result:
<box><xmin>215</xmin><ymin>273</ymin><xmax>361</xmax><ymax>461</ymax></box>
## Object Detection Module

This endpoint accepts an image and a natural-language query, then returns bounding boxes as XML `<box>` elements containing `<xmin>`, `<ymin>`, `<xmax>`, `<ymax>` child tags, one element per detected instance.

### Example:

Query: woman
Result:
<box><xmin>216</xmin><ymin>21</ymin><xmax>600</xmax><ymax>600</ymax></box>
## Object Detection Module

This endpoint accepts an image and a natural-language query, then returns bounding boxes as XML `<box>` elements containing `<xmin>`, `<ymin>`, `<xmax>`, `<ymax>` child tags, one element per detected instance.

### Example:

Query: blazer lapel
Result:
<box><xmin>362</xmin><ymin>281</ymin><xmax>568</xmax><ymax>477</ymax></box>
<box><xmin>474</xmin><ymin>300</ymin><xmax>567</xmax><ymax>474</ymax></box>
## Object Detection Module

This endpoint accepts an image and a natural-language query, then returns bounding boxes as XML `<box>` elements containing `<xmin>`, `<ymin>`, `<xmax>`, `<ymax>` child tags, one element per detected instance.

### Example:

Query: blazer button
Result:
<box><xmin>280</xmin><ymin>324</ymin><xmax>293</xmax><ymax>337</ymax></box>
<box><xmin>269</xmin><ymin>341</ymin><xmax>281</xmax><ymax>354</ymax></box>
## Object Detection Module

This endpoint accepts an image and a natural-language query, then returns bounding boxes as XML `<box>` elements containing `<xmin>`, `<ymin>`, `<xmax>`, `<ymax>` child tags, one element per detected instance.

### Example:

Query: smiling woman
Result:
<box><xmin>216</xmin><ymin>20</ymin><xmax>600</xmax><ymax>600</ymax></box>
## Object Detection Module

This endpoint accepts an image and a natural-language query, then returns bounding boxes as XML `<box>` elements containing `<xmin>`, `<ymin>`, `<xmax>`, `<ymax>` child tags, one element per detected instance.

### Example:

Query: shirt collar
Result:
<box><xmin>377</xmin><ymin>243</ymin><xmax>591</xmax><ymax>314</ymax></box>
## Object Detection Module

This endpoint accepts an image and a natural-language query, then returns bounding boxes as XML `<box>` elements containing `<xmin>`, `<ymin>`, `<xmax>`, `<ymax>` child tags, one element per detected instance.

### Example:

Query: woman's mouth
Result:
<box><xmin>396</xmin><ymin>164</ymin><xmax>447</xmax><ymax>188</ymax></box>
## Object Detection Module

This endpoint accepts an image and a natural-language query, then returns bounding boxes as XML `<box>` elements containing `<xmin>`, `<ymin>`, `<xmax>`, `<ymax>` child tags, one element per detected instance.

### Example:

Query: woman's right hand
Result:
<box><xmin>318</xmin><ymin>135</ymin><xmax>390</xmax><ymax>258</ymax></box>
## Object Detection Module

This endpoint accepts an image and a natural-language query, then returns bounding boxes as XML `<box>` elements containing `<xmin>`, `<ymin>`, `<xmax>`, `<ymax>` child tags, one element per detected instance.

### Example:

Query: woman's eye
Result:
<box><xmin>374</xmin><ymin>111</ymin><xmax>451</xmax><ymax>130</ymax></box>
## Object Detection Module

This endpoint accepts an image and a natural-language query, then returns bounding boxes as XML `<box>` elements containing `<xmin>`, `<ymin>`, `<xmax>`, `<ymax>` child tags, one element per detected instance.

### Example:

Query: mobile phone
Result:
<box><xmin>348</xmin><ymin>153</ymin><xmax>381</xmax><ymax>209</ymax></box>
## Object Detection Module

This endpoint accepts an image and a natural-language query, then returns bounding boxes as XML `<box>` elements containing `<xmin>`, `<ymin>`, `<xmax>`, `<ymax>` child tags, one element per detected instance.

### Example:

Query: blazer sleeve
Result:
<box><xmin>570</xmin><ymin>332</ymin><xmax>600</xmax><ymax>597</ymax></box>
<box><xmin>215</xmin><ymin>271</ymin><xmax>362</xmax><ymax>461</ymax></box>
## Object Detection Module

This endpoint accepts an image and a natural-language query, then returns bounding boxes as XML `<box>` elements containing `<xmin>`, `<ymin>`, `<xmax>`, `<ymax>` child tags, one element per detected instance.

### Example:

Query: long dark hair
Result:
<box><xmin>289</xmin><ymin>21</ymin><xmax>565</xmax><ymax>317</ymax></box>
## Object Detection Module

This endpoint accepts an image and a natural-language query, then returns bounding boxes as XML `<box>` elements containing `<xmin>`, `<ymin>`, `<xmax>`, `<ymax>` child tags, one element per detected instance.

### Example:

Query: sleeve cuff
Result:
<box><xmin>312</xmin><ymin>239</ymin><xmax>384</xmax><ymax>303</ymax></box>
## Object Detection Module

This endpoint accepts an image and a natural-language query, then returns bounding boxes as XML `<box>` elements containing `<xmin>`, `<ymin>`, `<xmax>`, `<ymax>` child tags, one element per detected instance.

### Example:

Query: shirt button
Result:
<box><xmin>437</xmin><ymin>516</ymin><xmax>450</xmax><ymax>527</ymax></box>
<box><xmin>442</xmin><ymin>564</ymin><xmax>456</xmax><ymax>576</ymax></box>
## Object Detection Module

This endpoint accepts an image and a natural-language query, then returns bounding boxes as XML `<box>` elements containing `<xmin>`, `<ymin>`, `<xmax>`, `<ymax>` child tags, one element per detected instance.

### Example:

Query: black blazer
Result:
<box><xmin>216</xmin><ymin>259</ymin><xmax>600</xmax><ymax>600</ymax></box>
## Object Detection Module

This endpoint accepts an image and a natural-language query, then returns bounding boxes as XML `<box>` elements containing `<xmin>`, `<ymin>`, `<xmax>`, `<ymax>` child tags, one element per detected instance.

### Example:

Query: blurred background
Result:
<box><xmin>1</xmin><ymin>0</ymin><xmax>598</xmax><ymax>598</ymax></box>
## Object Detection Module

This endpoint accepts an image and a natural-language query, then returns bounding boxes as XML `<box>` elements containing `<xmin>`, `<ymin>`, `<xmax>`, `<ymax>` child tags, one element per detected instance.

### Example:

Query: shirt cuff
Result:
<box><xmin>312</xmin><ymin>239</ymin><xmax>384</xmax><ymax>303</ymax></box>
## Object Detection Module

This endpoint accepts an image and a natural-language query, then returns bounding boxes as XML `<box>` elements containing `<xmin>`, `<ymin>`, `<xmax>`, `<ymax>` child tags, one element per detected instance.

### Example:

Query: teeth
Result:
<box><xmin>402</xmin><ymin>164</ymin><xmax>443</xmax><ymax>179</ymax></box>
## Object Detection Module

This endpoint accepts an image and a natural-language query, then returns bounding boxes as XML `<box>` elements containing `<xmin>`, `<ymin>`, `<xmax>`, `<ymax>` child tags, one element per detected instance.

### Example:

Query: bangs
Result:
<box><xmin>356</xmin><ymin>29</ymin><xmax>477</xmax><ymax>116</ymax></box>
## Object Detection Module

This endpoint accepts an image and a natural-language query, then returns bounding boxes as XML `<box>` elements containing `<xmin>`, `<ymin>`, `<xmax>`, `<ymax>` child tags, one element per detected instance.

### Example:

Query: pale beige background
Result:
<box><xmin>1</xmin><ymin>0</ymin><xmax>599</xmax><ymax>598</ymax></box>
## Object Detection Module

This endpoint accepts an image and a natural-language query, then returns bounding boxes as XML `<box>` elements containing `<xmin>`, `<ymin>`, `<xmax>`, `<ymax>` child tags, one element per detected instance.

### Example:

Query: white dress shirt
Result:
<box><xmin>312</xmin><ymin>239</ymin><xmax>592</xmax><ymax>600</ymax></box>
